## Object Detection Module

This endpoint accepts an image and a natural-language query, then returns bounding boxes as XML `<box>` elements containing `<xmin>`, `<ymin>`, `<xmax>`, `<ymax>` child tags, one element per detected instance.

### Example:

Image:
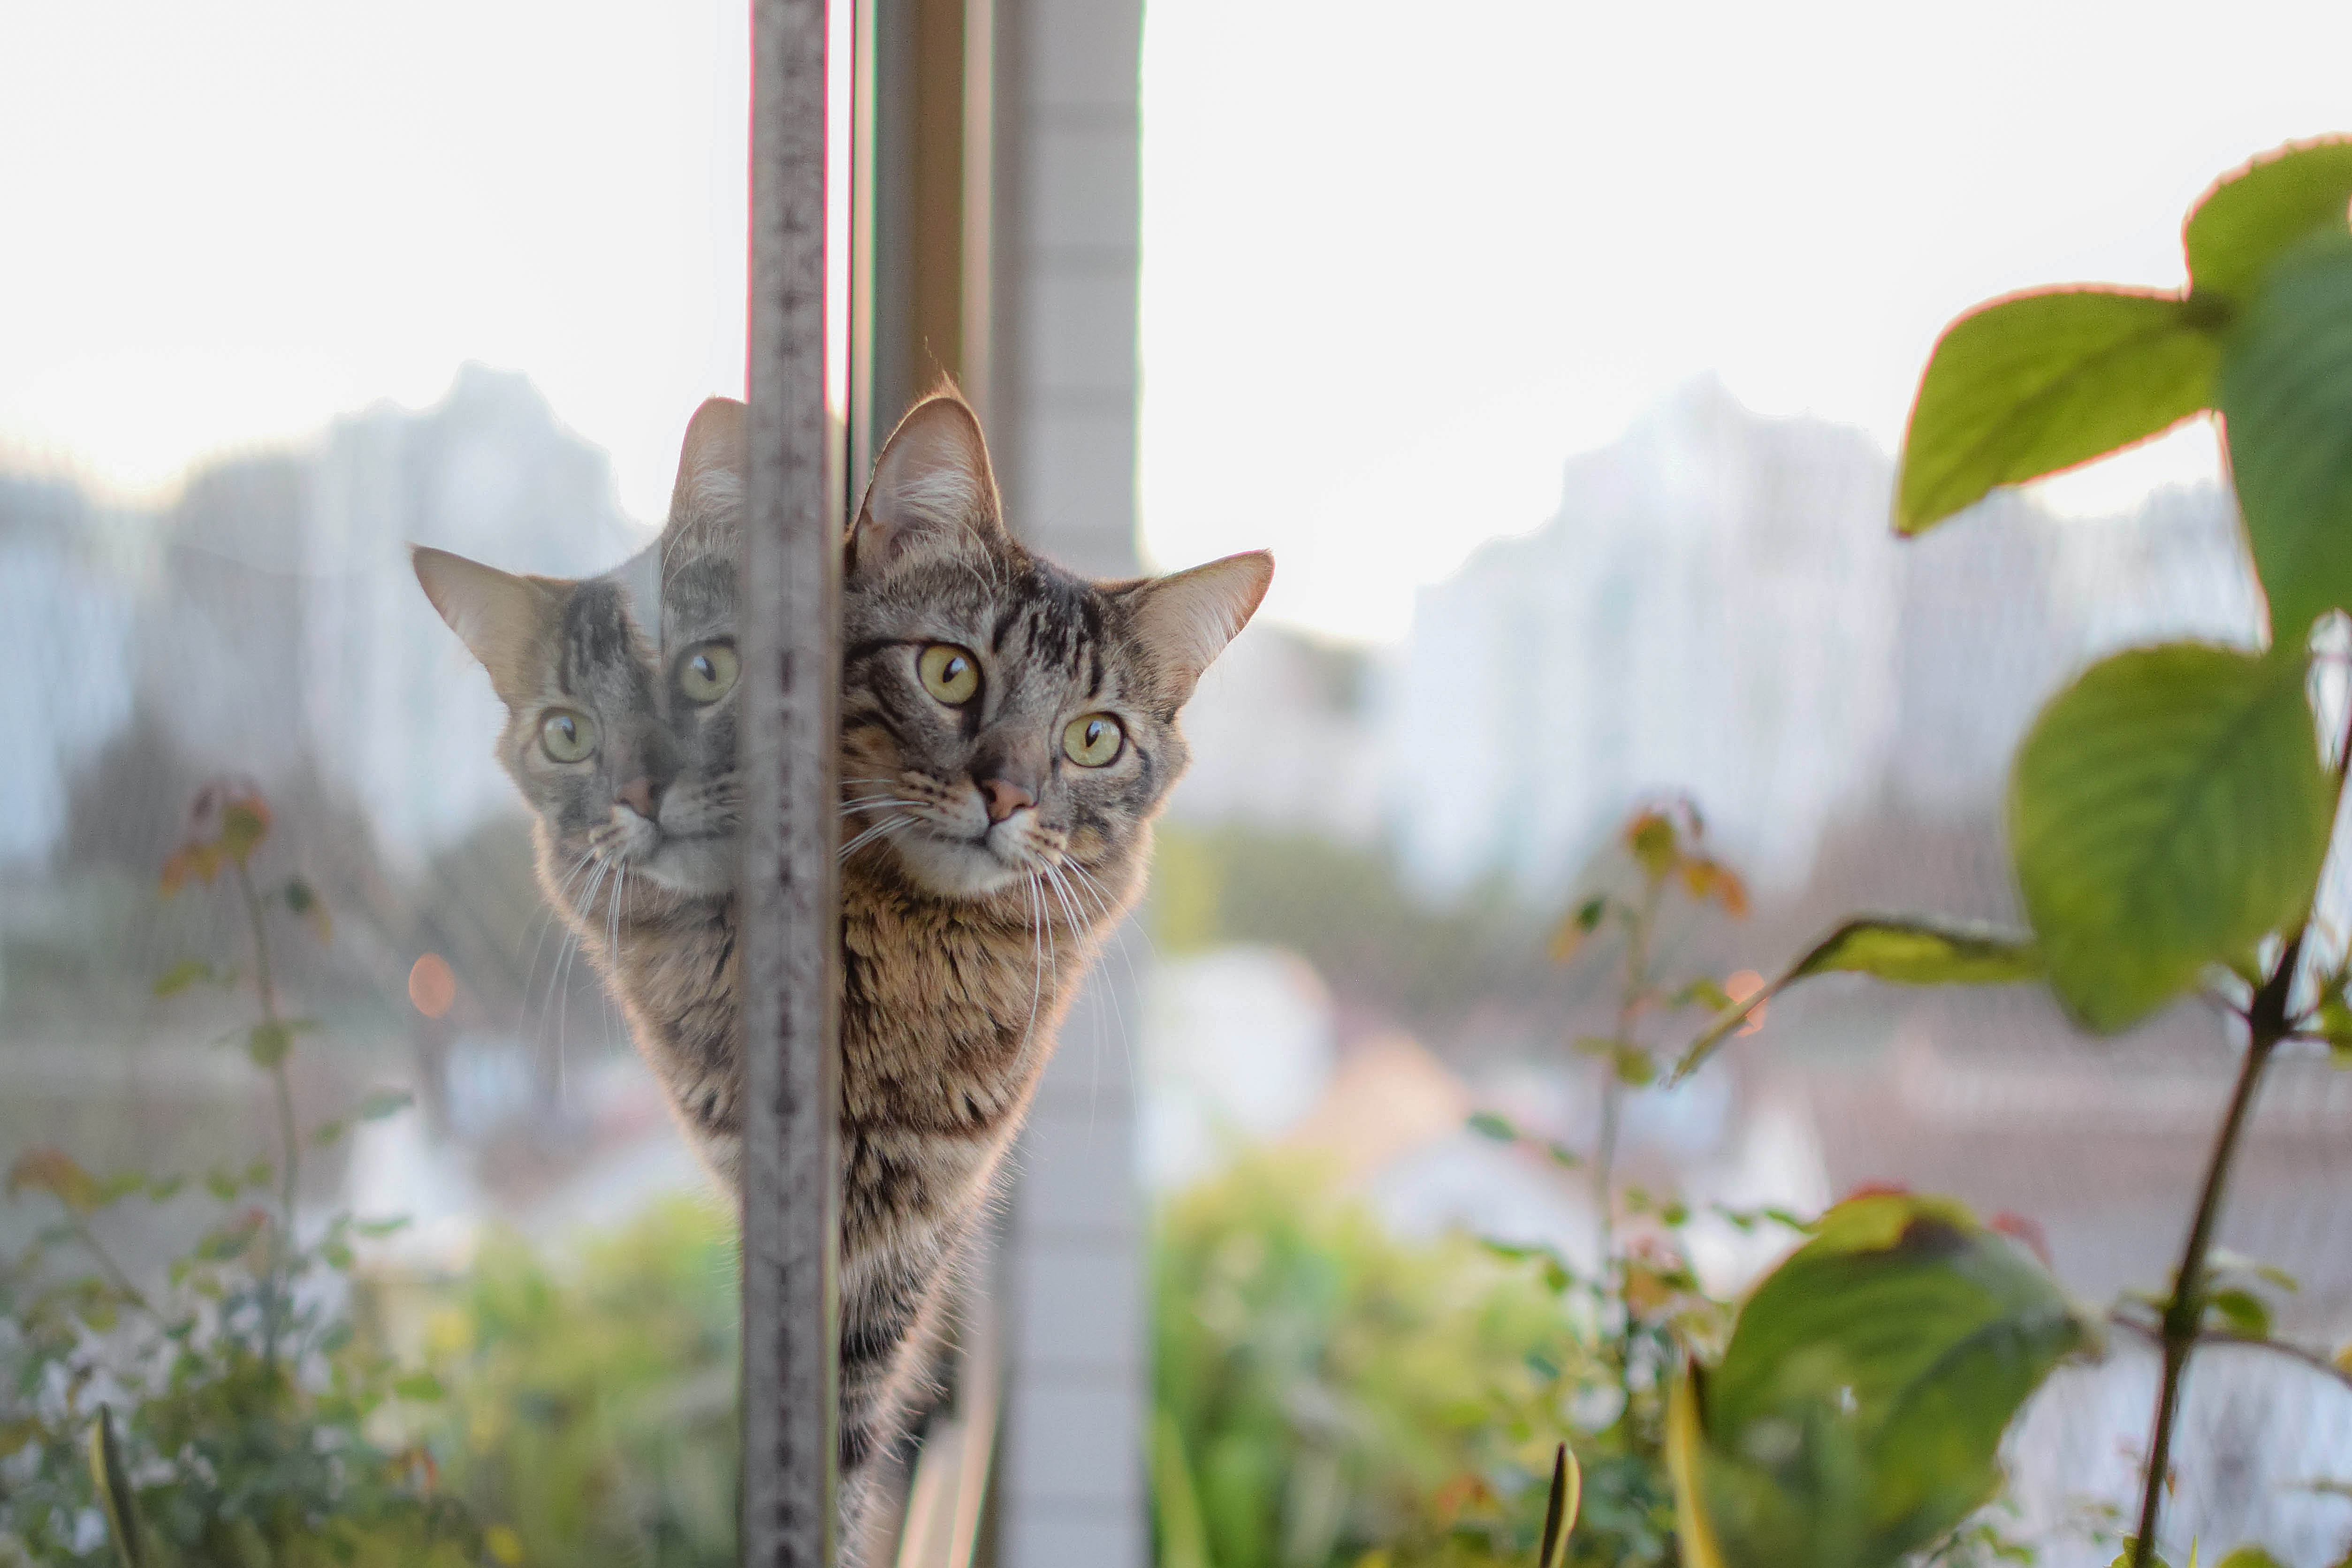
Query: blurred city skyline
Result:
<box><xmin>0</xmin><ymin>363</ymin><xmax>2260</xmax><ymax>900</ymax></box>
<box><xmin>9</xmin><ymin>2</ymin><xmax>2352</xmax><ymax>640</ymax></box>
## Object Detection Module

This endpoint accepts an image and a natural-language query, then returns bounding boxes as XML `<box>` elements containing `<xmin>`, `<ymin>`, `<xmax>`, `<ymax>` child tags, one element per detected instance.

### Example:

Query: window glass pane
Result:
<box><xmin>4</xmin><ymin>9</ymin><xmax>748</xmax><ymax>1561</ymax></box>
<box><xmin>1139</xmin><ymin>6</ymin><xmax>2352</xmax><ymax>1563</ymax></box>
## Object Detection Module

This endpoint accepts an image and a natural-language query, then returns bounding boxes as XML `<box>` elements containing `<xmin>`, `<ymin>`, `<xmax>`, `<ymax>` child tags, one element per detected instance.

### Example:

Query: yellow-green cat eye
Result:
<box><xmin>678</xmin><ymin>641</ymin><xmax>739</xmax><ymax>704</ymax></box>
<box><xmin>540</xmin><ymin>708</ymin><xmax>597</xmax><ymax>763</ymax></box>
<box><xmin>919</xmin><ymin>643</ymin><xmax>980</xmax><ymax>705</ymax></box>
<box><xmin>1062</xmin><ymin>713</ymin><xmax>1123</xmax><ymax>768</ymax></box>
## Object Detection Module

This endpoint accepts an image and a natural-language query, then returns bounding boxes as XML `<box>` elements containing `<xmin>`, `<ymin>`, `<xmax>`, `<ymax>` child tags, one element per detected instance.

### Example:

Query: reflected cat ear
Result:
<box><xmin>412</xmin><ymin>546</ymin><xmax>556</xmax><ymax>706</ymax></box>
<box><xmin>1124</xmin><ymin>550</ymin><xmax>1274</xmax><ymax>697</ymax></box>
<box><xmin>667</xmin><ymin>396</ymin><xmax>748</xmax><ymax>546</ymax></box>
<box><xmin>848</xmin><ymin>393</ymin><xmax>1006</xmax><ymax>579</ymax></box>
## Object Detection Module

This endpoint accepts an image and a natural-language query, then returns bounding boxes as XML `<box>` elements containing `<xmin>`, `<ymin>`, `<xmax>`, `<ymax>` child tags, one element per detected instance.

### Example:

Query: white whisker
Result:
<box><xmin>837</xmin><ymin>816</ymin><xmax>917</xmax><ymax>863</ymax></box>
<box><xmin>1023</xmin><ymin>873</ymin><xmax>1047</xmax><ymax>1031</ymax></box>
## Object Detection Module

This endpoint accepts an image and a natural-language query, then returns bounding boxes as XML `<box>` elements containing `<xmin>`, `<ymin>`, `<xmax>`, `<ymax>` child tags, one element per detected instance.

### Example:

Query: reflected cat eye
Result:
<box><xmin>1062</xmin><ymin>713</ymin><xmax>1123</xmax><ymax>768</ymax></box>
<box><xmin>678</xmin><ymin>640</ymin><xmax>739</xmax><ymax>704</ymax></box>
<box><xmin>918</xmin><ymin>643</ymin><xmax>981</xmax><ymax>705</ymax></box>
<box><xmin>540</xmin><ymin>708</ymin><xmax>598</xmax><ymax>763</ymax></box>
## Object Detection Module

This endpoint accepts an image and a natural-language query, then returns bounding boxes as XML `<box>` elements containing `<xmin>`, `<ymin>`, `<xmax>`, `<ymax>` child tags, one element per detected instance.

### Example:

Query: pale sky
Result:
<box><xmin>7</xmin><ymin>2</ymin><xmax>2351</xmax><ymax>643</ymax></box>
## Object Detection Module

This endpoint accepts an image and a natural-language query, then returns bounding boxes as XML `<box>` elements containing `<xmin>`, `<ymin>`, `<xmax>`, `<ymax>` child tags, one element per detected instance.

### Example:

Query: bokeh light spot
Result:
<box><xmin>407</xmin><ymin>952</ymin><xmax>456</xmax><ymax>1019</ymax></box>
<box><xmin>1726</xmin><ymin>968</ymin><xmax>1768</xmax><ymax>1037</ymax></box>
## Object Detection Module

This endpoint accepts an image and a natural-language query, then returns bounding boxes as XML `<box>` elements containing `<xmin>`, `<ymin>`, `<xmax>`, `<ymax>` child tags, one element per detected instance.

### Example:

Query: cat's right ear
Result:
<box><xmin>667</xmin><ymin>396</ymin><xmax>747</xmax><ymax>543</ymax></box>
<box><xmin>847</xmin><ymin>393</ymin><xmax>1007</xmax><ymax>580</ymax></box>
<box><xmin>412</xmin><ymin>546</ymin><xmax>553</xmax><ymax>707</ymax></box>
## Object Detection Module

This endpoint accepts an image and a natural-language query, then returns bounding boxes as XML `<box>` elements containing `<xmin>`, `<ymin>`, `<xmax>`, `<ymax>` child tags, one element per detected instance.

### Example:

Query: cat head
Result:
<box><xmin>826</xmin><ymin>391</ymin><xmax>1270</xmax><ymax>898</ymax></box>
<box><xmin>410</xmin><ymin>397</ymin><xmax>749</xmax><ymax>905</ymax></box>
<box><xmin>418</xmin><ymin>388</ymin><xmax>1269</xmax><ymax>915</ymax></box>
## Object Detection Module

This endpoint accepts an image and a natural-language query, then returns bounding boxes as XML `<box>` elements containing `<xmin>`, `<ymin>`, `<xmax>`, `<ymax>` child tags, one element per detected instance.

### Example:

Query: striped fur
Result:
<box><xmin>415</xmin><ymin>391</ymin><xmax>1269</xmax><ymax>1559</ymax></box>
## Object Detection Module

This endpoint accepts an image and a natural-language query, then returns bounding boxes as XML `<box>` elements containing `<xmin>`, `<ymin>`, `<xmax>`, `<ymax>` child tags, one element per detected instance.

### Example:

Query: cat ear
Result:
<box><xmin>848</xmin><ymin>393</ymin><xmax>1005</xmax><ymax>578</ymax></box>
<box><xmin>666</xmin><ymin>396</ymin><xmax>747</xmax><ymax>546</ymax></box>
<box><xmin>412</xmin><ymin>546</ymin><xmax>556</xmax><ymax>706</ymax></box>
<box><xmin>1125</xmin><ymin>551</ymin><xmax>1274</xmax><ymax>696</ymax></box>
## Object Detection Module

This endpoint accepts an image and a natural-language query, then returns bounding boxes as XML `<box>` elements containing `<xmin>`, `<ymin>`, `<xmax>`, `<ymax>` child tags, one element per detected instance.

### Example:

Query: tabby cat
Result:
<box><xmin>413</xmin><ymin>390</ymin><xmax>1269</xmax><ymax>1554</ymax></box>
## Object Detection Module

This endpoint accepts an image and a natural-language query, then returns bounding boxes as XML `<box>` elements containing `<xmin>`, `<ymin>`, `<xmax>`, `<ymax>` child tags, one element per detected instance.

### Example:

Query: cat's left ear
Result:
<box><xmin>1124</xmin><ymin>551</ymin><xmax>1274</xmax><ymax>697</ymax></box>
<box><xmin>411</xmin><ymin>546</ymin><xmax>558</xmax><ymax>706</ymax></box>
<box><xmin>847</xmin><ymin>393</ymin><xmax>1007</xmax><ymax>579</ymax></box>
<box><xmin>665</xmin><ymin>396</ymin><xmax>747</xmax><ymax>549</ymax></box>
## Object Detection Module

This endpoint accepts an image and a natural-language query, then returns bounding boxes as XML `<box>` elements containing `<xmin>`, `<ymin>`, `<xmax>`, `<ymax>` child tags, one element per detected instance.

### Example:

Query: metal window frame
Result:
<box><xmin>741</xmin><ymin>0</ymin><xmax>845</xmax><ymax>1563</ymax></box>
<box><xmin>739</xmin><ymin>2</ymin><xmax>1001</xmax><ymax>1562</ymax></box>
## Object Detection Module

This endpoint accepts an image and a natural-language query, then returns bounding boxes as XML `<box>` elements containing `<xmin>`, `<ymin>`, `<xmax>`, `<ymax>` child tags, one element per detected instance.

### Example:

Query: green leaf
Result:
<box><xmin>1612</xmin><ymin>1045</ymin><xmax>1657</xmax><ymax>1088</ymax></box>
<box><xmin>196</xmin><ymin>1213</ymin><xmax>265</xmax><ymax>1261</ymax></box>
<box><xmin>1469</xmin><ymin>1110</ymin><xmax>1518</xmax><ymax>1143</ymax></box>
<box><xmin>353</xmin><ymin>1216</ymin><xmax>411</xmax><ymax>1239</ymax></box>
<box><xmin>2011</xmin><ymin>644</ymin><xmax>2330</xmax><ymax>1033</ymax></box>
<box><xmin>1630</xmin><ymin>811</ymin><xmax>1680</xmax><ymax>879</ymax></box>
<box><xmin>1669</xmin><ymin>1193</ymin><xmax>2090</xmax><ymax>1568</ymax></box>
<box><xmin>7</xmin><ymin>1148</ymin><xmax>104</xmax><ymax>1213</ymax></box>
<box><xmin>242</xmin><ymin>1018</ymin><xmax>317</xmax><ymax>1069</ymax></box>
<box><xmin>247</xmin><ymin>1021</ymin><xmax>293</xmax><ymax>1067</ymax></box>
<box><xmin>1673</xmin><ymin>918</ymin><xmax>2039</xmax><ymax>1082</ymax></box>
<box><xmin>96</xmin><ymin>1171</ymin><xmax>145</xmax><ymax>1206</ymax></box>
<box><xmin>393</xmin><ymin>1371</ymin><xmax>446</xmax><ymax>1402</ymax></box>
<box><xmin>1538</xmin><ymin>1442</ymin><xmax>1582</xmax><ymax>1568</ymax></box>
<box><xmin>355</xmin><ymin>1087</ymin><xmax>415</xmax><ymax>1121</ymax></box>
<box><xmin>1551</xmin><ymin>894</ymin><xmax>1612</xmax><ymax>961</ymax></box>
<box><xmin>1675</xmin><ymin>977</ymin><xmax>1735</xmax><ymax>1012</ymax></box>
<box><xmin>2213</xmin><ymin>1549</ymin><xmax>2288</xmax><ymax>1568</ymax></box>
<box><xmin>2185</xmin><ymin>137</ymin><xmax>2352</xmax><ymax>301</ymax></box>
<box><xmin>152</xmin><ymin>959</ymin><xmax>218</xmax><ymax>997</ymax></box>
<box><xmin>1896</xmin><ymin>289</ymin><xmax>2218</xmax><ymax>535</ymax></box>
<box><xmin>88</xmin><ymin>1405</ymin><xmax>149</xmax><ymax>1568</ymax></box>
<box><xmin>310</xmin><ymin>1119</ymin><xmax>347</xmax><ymax>1149</ymax></box>
<box><xmin>2218</xmin><ymin>230</ymin><xmax>2352</xmax><ymax>643</ymax></box>
<box><xmin>2207</xmin><ymin>1287</ymin><xmax>2272</xmax><ymax>1340</ymax></box>
<box><xmin>219</xmin><ymin>799</ymin><xmax>269</xmax><ymax>862</ymax></box>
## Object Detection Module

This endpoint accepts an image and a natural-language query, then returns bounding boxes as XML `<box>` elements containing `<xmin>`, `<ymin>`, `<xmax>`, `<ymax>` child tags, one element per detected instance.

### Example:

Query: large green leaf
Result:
<box><xmin>1671</xmin><ymin>918</ymin><xmax>2038</xmax><ymax>1082</ymax></box>
<box><xmin>1895</xmin><ymin>289</ymin><xmax>2218</xmax><ymax>535</ymax></box>
<box><xmin>1668</xmin><ymin>1194</ymin><xmax>2089</xmax><ymax>1568</ymax></box>
<box><xmin>2218</xmin><ymin>231</ymin><xmax>2352</xmax><ymax>645</ymax></box>
<box><xmin>2186</xmin><ymin>137</ymin><xmax>2352</xmax><ymax>302</ymax></box>
<box><xmin>2010</xmin><ymin>643</ymin><xmax>2330</xmax><ymax>1033</ymax></box>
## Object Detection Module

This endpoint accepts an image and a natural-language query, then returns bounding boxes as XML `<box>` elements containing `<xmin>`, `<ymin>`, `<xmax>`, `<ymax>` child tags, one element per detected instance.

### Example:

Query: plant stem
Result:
<box><xmin>1595</xmin><ymin>874</ymin><xmax>1664</xmax><ymax>1335</ymax></box>
<box><xmin>2126</xmin><ymin>938</ymin><xmax>2297</xmax><ymax>1568</ymax></box>
<box><xmin>65</xmin><ymin>1213</ymin><xmax>155</xmax><ymax>1318</ymax></box>
<box><xmin>232</xmin><ymin>858</ymin><xmax>299</xmax><ymax>1375</ymax></box>
<box><xmin>1594</xmin><ymin>1078</ymin><xmax>1622</xmax><ymax>1278</ymax></box>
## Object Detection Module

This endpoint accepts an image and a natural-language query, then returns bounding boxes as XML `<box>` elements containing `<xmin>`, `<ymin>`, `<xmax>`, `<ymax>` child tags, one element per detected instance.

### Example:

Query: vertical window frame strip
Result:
<box><xmin>742</xmin><ymin>0</ymin><xmax>848</xmax><ymax>1563</ymax></box>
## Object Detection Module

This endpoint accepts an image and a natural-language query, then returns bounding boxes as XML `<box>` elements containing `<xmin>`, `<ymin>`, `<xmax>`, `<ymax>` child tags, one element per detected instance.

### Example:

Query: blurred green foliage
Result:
<box><xmin>0</xmin><ymin>784</ymin><xmax>473</xmax><ymax>1567</ymax></box>
<box><xmin>1153</xmin><ymin>1150</ymin><xmax>1652</xmax><ymax>1568</ymax></box>
<box><xmin>396</xmin><ymin>1198</ymin><xmax>741</xmax><ymax>1568</ymax></box>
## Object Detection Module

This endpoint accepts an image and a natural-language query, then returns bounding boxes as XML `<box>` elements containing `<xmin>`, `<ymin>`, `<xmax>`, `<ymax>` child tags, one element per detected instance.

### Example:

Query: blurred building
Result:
<box><xmin>2</xmin><ymin>365</ymin><xmax>648</xmax><ymax>878</ymax></box>
<box><xmin>305</xmin><ymin>364</ymin><xmax>650</xmax><ymax>865</ymax></box>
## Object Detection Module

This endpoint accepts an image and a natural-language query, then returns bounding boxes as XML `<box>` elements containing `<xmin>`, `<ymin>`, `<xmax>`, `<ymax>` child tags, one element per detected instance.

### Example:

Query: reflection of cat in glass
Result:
<box><xmin>414</xmin><ymin>390</ymin><xmax>1269</xmax><ymax>1551</ymax></box>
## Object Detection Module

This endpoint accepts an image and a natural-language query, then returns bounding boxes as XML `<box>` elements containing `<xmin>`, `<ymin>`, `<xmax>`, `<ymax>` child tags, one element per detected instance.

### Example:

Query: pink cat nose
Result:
<box><xmin>616</xmin><ymin>777</ymin><xmax>659</xmax><ymax>819</ymax></box>
<box><xmin>978</xmin><ymin>777</ymin><xmax>1035</xmax><ymax>824</ymax></box>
